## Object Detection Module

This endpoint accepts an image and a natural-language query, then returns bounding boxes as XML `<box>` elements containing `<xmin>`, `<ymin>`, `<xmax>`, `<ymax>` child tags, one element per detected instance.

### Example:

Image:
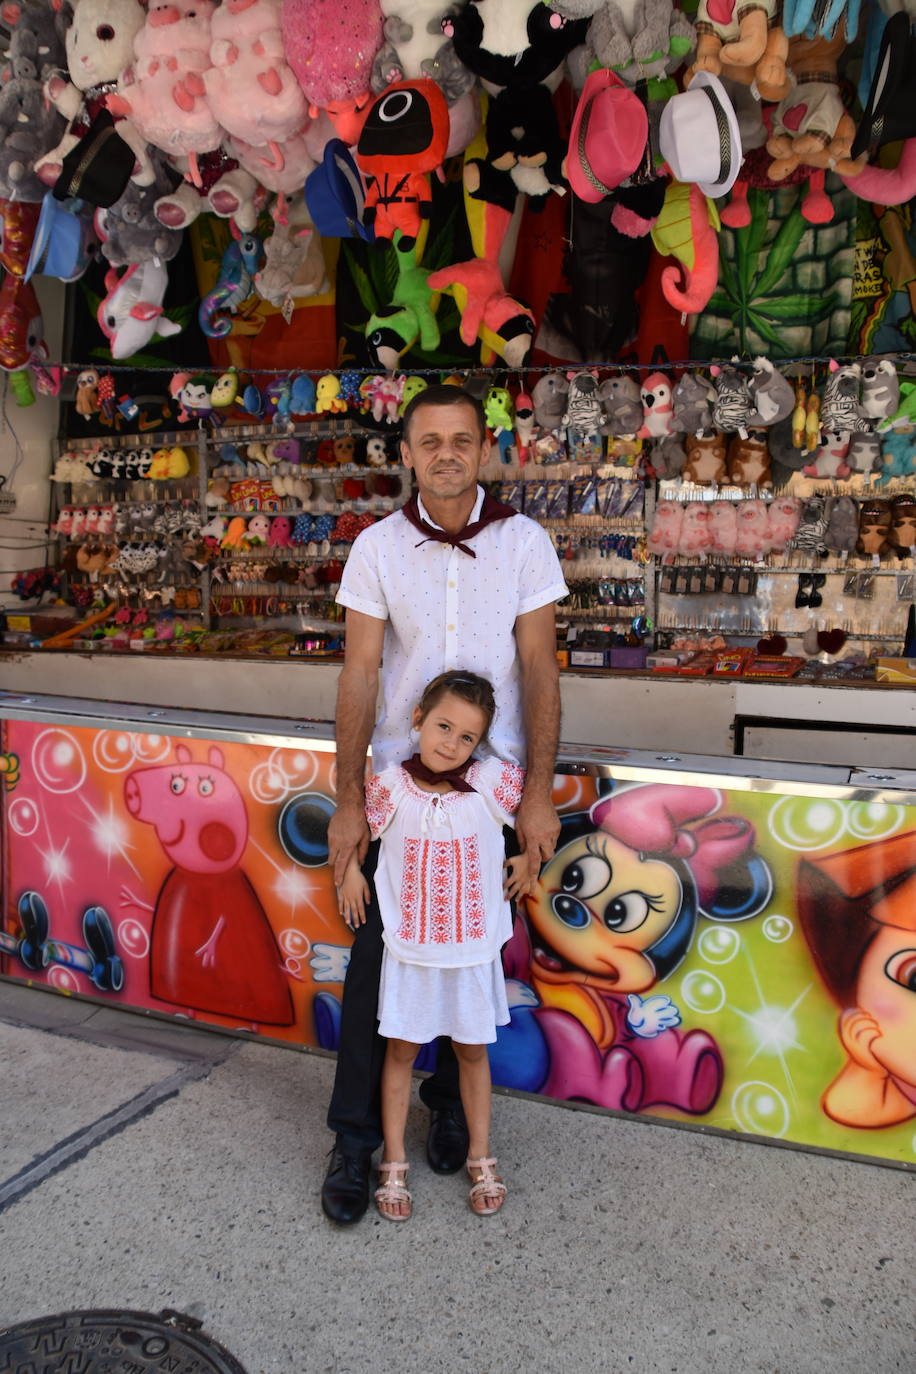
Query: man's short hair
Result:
<box><xmin>401</xmin><ymin>384</ymin><xmax>487</xmax><ymax>446</ymax></box>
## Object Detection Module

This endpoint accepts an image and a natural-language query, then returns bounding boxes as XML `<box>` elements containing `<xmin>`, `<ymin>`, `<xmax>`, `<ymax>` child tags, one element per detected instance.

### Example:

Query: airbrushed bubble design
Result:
<box><xmin>731</xmin><ymin>1081</ymin><xmax>790</xmax><ymax>1137</ymax></box>
<box><xmin>8</xmin><ymin>795</ymin><xmax>39</xmax><ymax>836</ymax></box>
<box><xmin>767</xmin><ymin>796</ymin><xmax>845</xmax><ymax>851</ymax></box>
<box><xmin>680</xmin><ymin>969</ymin><xmax>726</xmax><ymax>1014</ymax></box>
<box><xmin>763</xmin><ymin>914</ymin><xmax>794</xmax><ymax>943</ymax></box>
<box><xmin>31</xmin><ymin>729</ymin><xmax>86</xmax><ymax>794</ymax></box>
<box><xmin>697</xmin><ymin>925</ymin><xmax>740</xmax><ymax>964</ymax></box>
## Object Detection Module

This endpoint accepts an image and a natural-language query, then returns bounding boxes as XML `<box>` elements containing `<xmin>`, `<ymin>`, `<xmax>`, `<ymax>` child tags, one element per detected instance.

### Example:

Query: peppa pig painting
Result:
<box><xmin>124</xmin><ymin>742</ymin><xmax>294</xmax><ymax>1024</ymax></box>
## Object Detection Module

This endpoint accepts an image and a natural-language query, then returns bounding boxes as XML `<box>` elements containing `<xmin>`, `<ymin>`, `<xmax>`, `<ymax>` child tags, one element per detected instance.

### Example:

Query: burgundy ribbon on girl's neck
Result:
<box><xmin>400</xmin><ymin>489</ymin><xmax>518</xmax><ymax>558</ymax></box>
<box><xmin>401</xmin><ymin>753</ymin><xmax>476</xmax><ymax>793</ymax></box>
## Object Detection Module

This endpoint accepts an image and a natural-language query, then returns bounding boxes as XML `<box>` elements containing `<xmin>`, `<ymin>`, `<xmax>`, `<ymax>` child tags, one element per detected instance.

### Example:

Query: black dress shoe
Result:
<box><xmin>321</xmin><ymin>1143</ymin><xmax>373</xmax><ymax>1226</ymax></box>
<box><xmin>426</xmin><ymin>1108</ymin><xmax>470</xmax><ymax>1175</ymax></box>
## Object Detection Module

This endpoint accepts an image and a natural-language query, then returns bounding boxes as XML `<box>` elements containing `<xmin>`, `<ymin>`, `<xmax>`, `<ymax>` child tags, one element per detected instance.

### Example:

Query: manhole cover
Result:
<box><xmin>0</xmin><ymin>1308</ymin><xmax>248</xmax><ymax>1372</ymax></box>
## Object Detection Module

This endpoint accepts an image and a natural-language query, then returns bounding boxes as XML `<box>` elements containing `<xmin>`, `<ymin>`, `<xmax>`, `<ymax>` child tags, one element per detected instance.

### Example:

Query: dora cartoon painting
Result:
<box><xmin>501</xmin><ymin>783</ymin><xmax>773</xmax><ymax>1115</ymax></box>
<box><xmin>798</xmin><ymin>831</ymin><xmax>916</xmax><ymax>1129</ymax></box>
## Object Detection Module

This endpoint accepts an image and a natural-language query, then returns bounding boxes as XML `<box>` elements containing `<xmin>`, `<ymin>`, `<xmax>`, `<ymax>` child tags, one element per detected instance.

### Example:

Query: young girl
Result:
<box><xmin>338</xmin><ymin>670</ymin><xmax>528</xmax><ymax>1223</ymax></box>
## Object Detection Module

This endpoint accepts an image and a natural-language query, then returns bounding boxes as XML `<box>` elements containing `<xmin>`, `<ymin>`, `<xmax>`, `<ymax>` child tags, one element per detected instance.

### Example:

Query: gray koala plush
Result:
<box><xmin>747</xmin><ymin>356</ymin><xmax>795</xmax><ymax>426</ymax></box>
<box><xmin>859</xmin><ymin>357</ymin><xmax>900</xmax><ymax>421</ymax></box>
<box><xmin>846</xmin><ymin>431</ymin><xmax>883</xmax><ymax>475</ymax></box>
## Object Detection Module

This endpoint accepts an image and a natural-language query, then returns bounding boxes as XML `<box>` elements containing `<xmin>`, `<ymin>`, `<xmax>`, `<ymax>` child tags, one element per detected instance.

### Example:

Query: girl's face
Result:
<box><xmin>413</xmin><ymin>692</ymin><xmax>487</xmax><ymax>773</ymax></box>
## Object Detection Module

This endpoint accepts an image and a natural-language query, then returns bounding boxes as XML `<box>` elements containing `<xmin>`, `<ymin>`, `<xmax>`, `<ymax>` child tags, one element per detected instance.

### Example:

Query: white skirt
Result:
<box><xmin>377</xmin><ymin>950</ymin><xmax>510</xmax><ymax>1045</ymax></box>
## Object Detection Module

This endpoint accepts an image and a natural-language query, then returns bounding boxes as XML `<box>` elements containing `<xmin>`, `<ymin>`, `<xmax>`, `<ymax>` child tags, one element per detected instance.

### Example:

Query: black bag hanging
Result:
<box><xmin>53</xmin><ymin>110</ymin><xmax>135</xmax><ymax>208</ymax></box>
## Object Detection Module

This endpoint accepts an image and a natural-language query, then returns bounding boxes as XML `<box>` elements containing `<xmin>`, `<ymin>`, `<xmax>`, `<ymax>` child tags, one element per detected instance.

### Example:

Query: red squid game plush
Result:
<box><xmin>356</xmin><ymin>78</ymin><xmax>449</xmax><ymax>247</ymax></box>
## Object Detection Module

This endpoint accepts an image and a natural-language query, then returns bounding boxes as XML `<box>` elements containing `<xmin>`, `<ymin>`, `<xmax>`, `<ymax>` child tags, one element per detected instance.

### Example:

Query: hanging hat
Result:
<box><xmin>24</xmin><ymin>194</ymin><xmax>99</xmax><ymax>284</ymax></box>
<box><xmin>659</xmin><ymin>71</ymin><xmax>742</xmax><ymax>199</ymax></box>
<box><xmin>567</xmin><ymin>68</ymin><xmax>649</xmax><ymax>203</ymax></box>
<box><xmin>304</xmin><ymin>139</ymin><xmax>376</xmax><ymax>243</ymax></box>
<box><xmin>851</xmin><ymin>12</ymin><xmax>916</xmax><ymax>159</ymax></box>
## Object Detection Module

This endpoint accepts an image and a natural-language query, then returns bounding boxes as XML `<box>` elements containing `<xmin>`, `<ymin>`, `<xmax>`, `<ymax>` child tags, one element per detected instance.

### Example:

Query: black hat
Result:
<box><xmin>851</xmin><ymin>13</ymin><xmax>916</xmax><ymax>159</ymax></box>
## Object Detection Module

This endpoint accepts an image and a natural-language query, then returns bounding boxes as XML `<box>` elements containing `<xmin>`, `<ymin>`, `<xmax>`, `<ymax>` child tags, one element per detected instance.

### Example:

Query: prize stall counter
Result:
<box><xmin>2</xmin><ymin>690</ymin><xmax>916</xmax><ymax>1173</ymax></box>
<box><xmin>2</xmin><ymin>648</ymin><xmax>916</xmax><ymax>765</ymax></box>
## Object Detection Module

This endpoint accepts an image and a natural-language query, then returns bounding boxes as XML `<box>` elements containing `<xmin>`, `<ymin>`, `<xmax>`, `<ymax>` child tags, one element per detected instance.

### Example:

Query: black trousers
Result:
<box><xmin>326</xmin><ymin>827</ymin><xmax>519</xmax><ymax>1152</ymax></box>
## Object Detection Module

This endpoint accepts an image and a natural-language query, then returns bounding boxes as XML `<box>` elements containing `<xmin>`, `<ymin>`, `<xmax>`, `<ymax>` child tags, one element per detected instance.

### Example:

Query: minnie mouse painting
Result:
<box><xmin>491</xmin><ymin>782</ymin><xmax>773</xmax><ymax>1115</ymax></box>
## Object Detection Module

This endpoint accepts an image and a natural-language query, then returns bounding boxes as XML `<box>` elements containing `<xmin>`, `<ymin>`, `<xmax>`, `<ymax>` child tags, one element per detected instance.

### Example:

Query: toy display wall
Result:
<box><xmin>2</xmin><ymin>0</ymin><xmax>916</xmax><ymax>700</ymax></box>
<box><xmin>3</xmin><ymin>694</ymin><xmax>916</xmax><ymax>1172</ymax></box>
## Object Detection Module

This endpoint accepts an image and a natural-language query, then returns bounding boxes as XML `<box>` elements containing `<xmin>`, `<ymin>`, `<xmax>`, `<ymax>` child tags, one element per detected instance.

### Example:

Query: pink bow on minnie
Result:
<box><xmin>591</xmin><ymin>785</ymin><xmax>756</xmax><ymax>911</ymax></box>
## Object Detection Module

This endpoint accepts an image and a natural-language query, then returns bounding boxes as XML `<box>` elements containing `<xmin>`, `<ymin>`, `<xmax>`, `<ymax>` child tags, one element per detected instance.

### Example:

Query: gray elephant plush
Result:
<box><xmin>97</xmin><ymin>149</ymin><xmax>183</xmax><ymax>267</ymax></box>
<box><xmin>0</xmin><ymin>0</ymin><xmax>70</xmax><ymax>201</ymax></box>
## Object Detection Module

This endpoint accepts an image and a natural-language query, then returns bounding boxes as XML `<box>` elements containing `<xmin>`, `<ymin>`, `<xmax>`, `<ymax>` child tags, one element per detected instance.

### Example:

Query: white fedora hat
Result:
<box><xmin>659</xmin><ymin>71</ymin><xmax>743</xmax><ymax>199</ymax></box>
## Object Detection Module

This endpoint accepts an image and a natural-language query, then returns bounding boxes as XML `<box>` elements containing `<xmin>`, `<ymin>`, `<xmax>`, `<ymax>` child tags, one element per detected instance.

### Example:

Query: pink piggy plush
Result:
<box><xmin>647</xmin><ymin>501</ymin><xmax>683</xmax><ymax>556</ymax></box>
<box><xmin>205</xmin><ymin>0</ymin><xmax>307</xmax><ymax>160</ymax></box>
<box><xmin>707</xmin><ymin>502</ymin><xmax>737</xmax><ymax>555</ymax></box>
<box><xmin>123</xmin><ymin>743</ymin><xmax>293</xmax><ymax>1024</ymax></box>
<box><xmin>111</xmin><ymin>0</ymin><xmax>223</xmax><ymax>158</ymax></box>
<box><xmin>766</xmin><ymin>496</ymin><xmax>801</xmax><ymax>553</ymax></box>
<box><xmin>734</xmin><ymin>499</ymin><xmax>770</xmax><ymax>559</ymax></box>
<box><xmin>678</xmin><ymin>503</ymin><xmax>712</xmax><ymax>556</ymax></box>
<box><xmin>268</xmin><ymin>515</ymin><xmax>294</xmax><ymax>546</ymax></box>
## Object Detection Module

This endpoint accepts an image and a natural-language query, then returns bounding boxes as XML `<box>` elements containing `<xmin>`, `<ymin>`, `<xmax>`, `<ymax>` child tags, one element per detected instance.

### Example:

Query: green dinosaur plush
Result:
<box><xmin>878</xmin><ymin>378</ymin><xmax>916</xmax><ymax>433</ymax></box>
<box><xmin>365</xmin><ymin>231</ymin><xmax>440</xmax><ymax>369</ymax></box>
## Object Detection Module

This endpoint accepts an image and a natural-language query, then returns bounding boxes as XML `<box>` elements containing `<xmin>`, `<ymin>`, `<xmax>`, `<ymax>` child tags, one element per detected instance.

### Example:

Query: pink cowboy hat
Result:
<box><xmin>567</xmin><ymin>69</ymin><xmax>649</xmax><ymax>204</ymax></box>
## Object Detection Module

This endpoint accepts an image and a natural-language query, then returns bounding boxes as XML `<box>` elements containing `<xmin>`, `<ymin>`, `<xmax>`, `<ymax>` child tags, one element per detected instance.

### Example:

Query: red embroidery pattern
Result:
<box><xmin>418</xmin><ymin>837</ymin><xmax>429</xmax><ymax>943</ymax></box>
<box><xmin>453</xmin><ymin>838</ymin><xmax>462</xmax><ymax>943</ymax></box>
<box><xmin>430</xmin><ymin>840</ymin><xmax>452</xmax><ymax>944</ymax></box>
<box><xmin>493</xmin><ymin>763</ymin><xmax>525</xmax><ymax>816</ymax></box>
<box><xmin>365</xmin><ymin>775</ymin><xmax>394</xmax><ymax>838</ymax></box>
<box><xmin>463</xmin><ymin>834</ymin><xmax>485</xmax><ymax>939</ymax></box>
<box><xmin>398</xmin><ymin>838</ymin><xmax>420</xmax><ymax>941</ymax></box>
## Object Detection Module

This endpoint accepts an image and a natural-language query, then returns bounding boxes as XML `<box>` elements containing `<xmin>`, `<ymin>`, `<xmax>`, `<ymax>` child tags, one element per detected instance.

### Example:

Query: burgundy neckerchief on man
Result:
<box><xmin>400</xmin><ymin>487</ymin><xmax>518</xmax><ymax>559</ymax></box>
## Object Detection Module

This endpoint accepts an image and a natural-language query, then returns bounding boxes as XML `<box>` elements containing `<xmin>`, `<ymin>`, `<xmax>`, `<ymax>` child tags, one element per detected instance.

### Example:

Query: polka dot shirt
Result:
<box><xmin>336</xmin><ymin>485</ymin><xmax>568</xmax><ymax>771</ymax></box>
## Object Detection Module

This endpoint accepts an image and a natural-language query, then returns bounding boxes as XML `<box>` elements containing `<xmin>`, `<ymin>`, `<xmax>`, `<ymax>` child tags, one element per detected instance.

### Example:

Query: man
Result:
<box><xmin>322</xmin><ymin>384</ymin><xmax>567</xmax><ymax>1225</ymax></box>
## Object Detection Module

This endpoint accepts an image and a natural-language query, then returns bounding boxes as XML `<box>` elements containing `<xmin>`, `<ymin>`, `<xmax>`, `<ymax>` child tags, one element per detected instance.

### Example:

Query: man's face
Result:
<box><xmin>400</xmin><ymin>401</ymin><xmax>489</xmax><ymax>502</ymax></box>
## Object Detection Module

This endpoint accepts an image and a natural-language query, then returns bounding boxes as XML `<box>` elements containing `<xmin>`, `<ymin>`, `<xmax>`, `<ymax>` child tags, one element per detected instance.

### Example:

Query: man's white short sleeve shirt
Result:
<box><xmin>336</xmin><ymin>486</ymin><xmax>568</xmax><ymax>771</ymax></box>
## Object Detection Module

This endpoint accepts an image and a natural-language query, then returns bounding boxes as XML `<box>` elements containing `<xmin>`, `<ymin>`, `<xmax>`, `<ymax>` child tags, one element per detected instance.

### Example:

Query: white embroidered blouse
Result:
<box><xmin>366</xmin><ymin>756</ymin><xmax>526</xmax><ymax>968</ymax></box>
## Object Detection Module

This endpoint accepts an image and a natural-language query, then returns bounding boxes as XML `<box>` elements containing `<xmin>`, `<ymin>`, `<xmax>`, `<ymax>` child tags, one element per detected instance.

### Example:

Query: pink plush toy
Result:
<box><xmin>733</xmin><ymin>499</ymin><xmax>770</xmax><ymax>559</ymax></box>
<box><xmin>638</xmin><ymin>372</ymin><xmax>676</xmax><ymax>440</ymax></box>
<box><xmin>678</xmin><ymin>502</ymin><xmax>712</xmax><ymax>556</ymax></box>
<box><xmin>707</xmin><ymin>502</ymin><xmax>737</xmax><ymax>555</ymax></box>
<box><xmin>647</xmin><ymin>501</ymin><xmax>683</xmax><ymax>556</ymax></box>
<box><xmin>281</xmin><ymin>0</ymin><xmax>383</xmax><ymax>131</ymax></box>
<box><xmin>110</xmin><ymin>0</ymin><xmax>222</xmax><ymax>159</ymax></box>
<box><xmin>205</xmin><ymin>0</ymin><xmax>307</xmax><ymax>166</ymax></box>
<box><xmin>268</xmin><ymin>515</ymin><xmax>294</xmax><ymax>547</ymax></box>
<box><xmin>765</xmin><ymin>496</ymin><xmax>800</xmax><ymax>553</ymax></box>
<box><xmin>155</xmin><ymin>150</ymin><xmax>263</xmax><ymax>232</ymax></box>
<box><xmin>360</xmin><ymin>373</ymin><xmax>404</xmax><ymax>423</ymax></box>
<box><xmin>227</xmin><ymin>128</ymin><xmax>317</xmax><ymax>195</ymax></box>
<box><xmin>246</xmin><ymin>513</ymin><xmax>272</xmax><ymax>545</ymax></box>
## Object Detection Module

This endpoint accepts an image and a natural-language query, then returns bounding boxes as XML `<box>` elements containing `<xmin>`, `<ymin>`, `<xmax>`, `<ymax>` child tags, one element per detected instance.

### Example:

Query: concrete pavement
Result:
<box><xmin>0</xmin><ymin>979</ymin><xmax>913</xmax><ymax>1374</ymax></box>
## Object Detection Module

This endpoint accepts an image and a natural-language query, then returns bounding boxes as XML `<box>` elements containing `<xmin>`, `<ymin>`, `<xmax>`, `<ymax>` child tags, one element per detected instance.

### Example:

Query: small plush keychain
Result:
<box><xmin>710</xmin><ymin>362</ymin><xmax>755</xmax><ymax>437</ymax></box>
<box><xmin>820</xmin><ymin>360</ymin><xmax>871</xmax><ymax>437</ymax></box>
<box><xmin>637</xmin><ymin>372</ymin><xmax>676</xmax><ymax>439</ymax></box>
<box><xmin>316</xmin><ymin>373</ymin><xmax>345</xmax><ymax>413</ymax></box>
<box><xmin>856</xmin><ymin>499</ymin><xmax>893</xmax><ymax>560</ymax></box>
<box><xmin>561</xmin><ymin>370</ymin><xmax>605</xmax><ymax>438</ymax></box>
<box><xmin>859</xmin><ymin>358</ymin><xmax>900</xmax><ymax>422</ymax></box>
<box><xmin>599</xmin><ymin>375</ymin><xmax>644</xmax><ymax>437</ymax></box>
<box><xmin>747</xmin><ymin>357</ymin><xmax>795</xmax><ymax>426</ymax></box>
<box><xmin>726</xmin><ymin>432</ymin><xmax>772</xmax><ymax>487</ymax></box>
<box><xmin>683</xmin><ymin>431</ymin><xmax>727</xmax><ymax>484</ymax></box>
<box><xmin>672</xmin><ymin>373</ymin><xmax>716</xmax><ymax>437</ymax></box>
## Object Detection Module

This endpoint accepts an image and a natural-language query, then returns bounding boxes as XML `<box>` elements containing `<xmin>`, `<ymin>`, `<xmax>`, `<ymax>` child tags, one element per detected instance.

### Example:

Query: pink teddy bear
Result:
<box><xmin>734</xmin><ymin>499</ymin><xmax>770</xmax><ymax>559</ymax></box>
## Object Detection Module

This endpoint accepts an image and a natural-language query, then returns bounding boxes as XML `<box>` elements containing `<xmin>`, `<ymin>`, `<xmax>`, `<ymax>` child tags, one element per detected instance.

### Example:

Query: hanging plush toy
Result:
<box><xmin>651</xmin><ymin>182</ymin><xmax>721</xmax><ymax>318</ymax></box>
<box><xmin>638</xmin><ymin>373</ymin><xmax>676</xmax><ymax>439</ymax></box>
<box><xmin>562</xmin><ymin>372</ymin><xmax>605</xmax><ymax>437</ymax></box>
<box><xmin>97</xmin><ymin>260</ymin><xmax>181</xmax><ymax>360</ymax></box>
<box><xmin>204</xmin><ymin>0</ymin><xmax>307</xmax><ymax>166</ymax></box>
<box><xmin>726</xmin><ymin>431</ymin><xmax>772</xmax><ymax>486</ymax></box>
<box><xmin>197</xmin><ymin>229</ymin><xmax>263</xmax><ymax>338</ymax></box>
<box><xmin>0</xmin><ymin>272</ymin><xmax>48</xmax><ymax>402</ymax></box>
<box><xmin>531</xmin><ymin>372</ymin><xmax>569</xmax><ymax>429</ymax></box>
<box><xmin>747</xmin><ymin>356</ymin><xmax>796</xmax><ymax>427</ymax></box>
<box><xmin>0</xmin><ymin>0</ymin><xmax>68</xmax><ymax>203</ymax></box>
<box><xmin>281</xmin><ymin>0</ymin><xmax>383</xmax><ymax>138</ymax></box>
<box><xmin>108</xmin><ymin>0</ymin><xmax>222</xmax><ymax>162</ymax></box>
<box><xmin>859</xmin><ymin>358</ymin><xmax>899</xmax><ymax>422</ymax></box>
<box><xmin>356</xmin><ymin>79</ymin><xmax>449</xmax><ymax>246</ymax></box>
<box><xmin>254</xmin><ymin>195</ymin><xmax>329</xmax><ymax>307</ymax></box>
<box><xmin>766</xmin><ymin>31</ymin><xmax>858</xmax><ymax>184</ymax></box>
<box><xmin>710</xmin><ymin>362</ymin><xmax>755</xmax><ymax>437</ymax></box>
<box><xmin>672</xmin><ymin>373</ymin><xmax>716</xmax><ymax>436</ymax></box>
<box><xmin>820</xmin><ymin>360</ymin><xmax>870</xmax><ymax>437</ymax></box>
<box><xmin>364</xmin><ymin>230</ymin><xmax>440</xmax><ymax>368</ymax></box>
<box><xmin>599</xmin><ymin>375</ymin><xmax>644</xmax><ymax>437</ymax></box>
<box><xmin>315</xmin><ymin>373</ymin><xmax>344</xmax><ymax>413</ymax></box>
<box><xmin>802</xmin><ymin>430</ymin><xmax>851</xmax><ymax>479</ymax></box>
<box><xmin>682</xmin><ymin>431</ymin><xmax>727</xmax><ymax>484</ymax></box>
<box><xmin>34</xmin><ymin>0</ymin><xmax>154</xmax><ymax>190</ymax></box>
<box><xmin>95</xmin><ymin>150</ymin><xmax>183</xmax><ymax>267</ymax></box>
<box><xmin>371</xmin><ymin>0</ymin><xmax>471</xmax><ymax>93</ymax></box>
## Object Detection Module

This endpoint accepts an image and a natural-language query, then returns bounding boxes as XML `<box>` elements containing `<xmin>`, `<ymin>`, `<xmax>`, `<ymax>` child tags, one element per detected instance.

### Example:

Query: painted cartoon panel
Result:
<box><xmin>3</xmin><ymin>714</ymin><xmax>916</xmax><ymax>1168</ymax></box>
